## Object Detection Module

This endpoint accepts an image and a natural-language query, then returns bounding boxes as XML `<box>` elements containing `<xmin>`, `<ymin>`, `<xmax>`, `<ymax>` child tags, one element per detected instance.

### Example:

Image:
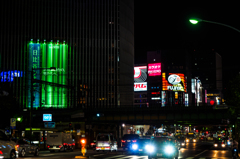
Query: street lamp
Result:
<box><xmin>29</xmin><ymin>67</ymin><xmax>56</xmax><ymax>143</ymax></box>
<box><xmin>189</xmin><ymin>18</ymin><xmax>240</xmax><ymax>33</ymax></box>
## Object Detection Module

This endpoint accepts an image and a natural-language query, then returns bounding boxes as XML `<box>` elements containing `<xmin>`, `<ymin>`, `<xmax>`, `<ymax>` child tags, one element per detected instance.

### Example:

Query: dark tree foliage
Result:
<box><xmin>225</xmin><ymin>75</ymin><xmax>240</xmax><ymax>115</ymax></box>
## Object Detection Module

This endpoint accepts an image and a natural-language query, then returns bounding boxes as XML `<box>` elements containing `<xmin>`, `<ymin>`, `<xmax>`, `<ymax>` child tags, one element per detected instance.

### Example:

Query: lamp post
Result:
<box><xmin>30</xmin><ymin>67</ymin><xmax>56</xmax><ymax>143</ymax></box>
<box><xmin>189</xmin><ymin>18</ymin><xmax>240</xmax><ymax>33</ymax></box>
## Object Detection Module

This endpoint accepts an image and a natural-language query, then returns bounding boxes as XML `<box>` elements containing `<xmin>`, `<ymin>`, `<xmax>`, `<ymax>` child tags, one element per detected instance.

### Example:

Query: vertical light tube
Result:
<box><xmin>42</xmin><ymin>42</ymin><xmax>47</xmax><ymax>107</ymax></box>
<box><xmin>59</xmin><ymin>44</ymin><xmax>63</xmax><ymax>106</ymax></box>
<box><xmin>53</xmin><ymin>42</ymin><xmax>59</xmax><ymax>107</ymax></box>
<box><xmin>47</xmin><ymin>42</ymin><xmax>53</xmax><ymax>107</ymax></box>
<box><xmin>62</xmin><ymin>44</ymin><xmax>67</xmax><ymax>107</ymax></box>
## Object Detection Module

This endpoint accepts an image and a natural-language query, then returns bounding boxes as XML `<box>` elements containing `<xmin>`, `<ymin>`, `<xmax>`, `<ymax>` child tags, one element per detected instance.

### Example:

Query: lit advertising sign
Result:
<box><xmin>0</xmin><ymin>70</ymin><xmax>23</xmax><ymax>82</ymax></box>
<box><xmin>43</xmin><ymin>114</ymin><xmax>52</xmax><ymax>121</ymax></box>
<box><xmin>134</xmin><ymin>66</ymin><xmax>147</xmax><ymax>82</ymax></box>
<box><xmin>134</xmin><ymin>82</ymin><xmax>147</xmax><ymax>91</ymax></box>
<box><xmin>148</xmin><ymin>63</ymin><xmax>161</xmax><ymax>76</ymax></box>
<box><xmin>162</xmin><ymin>73</ymin><xmax>187</xmax><ymax>92</ymax></box>
<box><xmin>28</xmin><ymin>43</ymin><xmax>40</xmax><ymax>108</ymax></box>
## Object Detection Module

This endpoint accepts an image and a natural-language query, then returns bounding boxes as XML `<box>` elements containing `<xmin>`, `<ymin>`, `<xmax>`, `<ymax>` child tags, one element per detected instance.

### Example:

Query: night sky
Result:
<box><xmin>134</xmin><ymin>5</ymin><xmax>240</xmax><ymax>87</ymax></box>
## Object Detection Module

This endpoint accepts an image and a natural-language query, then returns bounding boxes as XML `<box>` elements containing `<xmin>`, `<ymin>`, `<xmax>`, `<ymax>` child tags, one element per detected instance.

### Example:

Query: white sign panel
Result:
<box><xmin>134</xmin><ymin>82</ymin><xmax>147</xmax><ymax>91</ymax></box>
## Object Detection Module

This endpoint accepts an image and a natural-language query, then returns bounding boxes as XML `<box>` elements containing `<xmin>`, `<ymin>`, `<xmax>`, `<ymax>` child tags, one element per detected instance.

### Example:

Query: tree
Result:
<box><xmin>225</xmin><ymin>74</ymin><xmax>240</xmax><ymax>107</ymax></box>
<box><xmin>225</xmin><ymin>74</ymin><xmax>240</xmax><ymax>140</ymax></box>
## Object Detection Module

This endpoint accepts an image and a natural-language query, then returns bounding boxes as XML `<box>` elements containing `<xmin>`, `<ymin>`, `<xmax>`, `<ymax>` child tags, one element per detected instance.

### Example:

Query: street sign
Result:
<box><xmin>10</xmin><ymin>118</ymin><xmax>16</xmax><ymax>129</ymax></box>
<box><xmin>43</xmin><ymin>114</ymin><xmax>52</xmax><ymax>121</ymax></box>
<box><xmin>44</xmin><ymin>122</ymin><xmax>55</xmax><ymax>128</ymax></box>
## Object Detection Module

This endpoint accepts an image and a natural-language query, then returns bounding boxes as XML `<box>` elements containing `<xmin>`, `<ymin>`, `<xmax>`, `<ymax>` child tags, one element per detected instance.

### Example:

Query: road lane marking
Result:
<box><xmin>194</xmin><ymin>149</ymin><xmax>208</xmax><ymax>157</ymax></box>
<box><xmin>103</xmin><ymin>155</ymin><xmax>126</xmax><ymax>159</ymax></box>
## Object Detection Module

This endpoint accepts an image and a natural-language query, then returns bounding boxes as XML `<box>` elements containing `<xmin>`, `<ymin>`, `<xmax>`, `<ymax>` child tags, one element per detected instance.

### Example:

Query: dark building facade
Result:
<box><xmin>0</xmin><ymin>0</ymin><xmax>134</xmax><ymax>110</ymax></box>
<box><xmin>134</xmin><ymin>49</ymin><xmax>222</xmax><ymax>107</ymax></box>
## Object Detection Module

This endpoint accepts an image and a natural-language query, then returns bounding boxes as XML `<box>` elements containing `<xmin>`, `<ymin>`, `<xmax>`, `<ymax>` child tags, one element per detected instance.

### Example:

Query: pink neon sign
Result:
<box><xmin>148</xmin><ymin>63</ymin><xmax>161</xmax><ymax>76</ymax></box>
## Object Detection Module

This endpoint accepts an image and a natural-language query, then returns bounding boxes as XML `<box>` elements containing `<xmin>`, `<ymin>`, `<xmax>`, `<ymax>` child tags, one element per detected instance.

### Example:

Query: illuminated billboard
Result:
<box><xmin>0</xmin><ymin>70</ymin><xmax>23</xmax><ymax>82</ymax></box>
<box><xmin>134</xmin><ymin>66</ymin><xmax>147</xmax><ymax>82</ymax></box>
<box><xmin>134</xmin><ymin>82</ymin><xmax>147</xmax><ymax>91</ymax></box>
<box><xmin>28</xmin><ymin>41</ymin><xmax>68</xmax><ymax>109</ymax></box>
<box><xmin>162</xmin><ymin>73</ymin><xmax>187</xmax><ymax>92</ymax></box>
<box><xmin>148</xmin><ymin>63</ymin><xmax>161</xmax><ymax>76</ymax></box>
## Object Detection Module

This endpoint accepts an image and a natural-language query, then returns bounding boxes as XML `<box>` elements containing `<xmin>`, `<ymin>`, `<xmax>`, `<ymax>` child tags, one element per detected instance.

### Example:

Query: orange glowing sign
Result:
<box><xmin>162</xmin><ymin>73</ymin><xmax>187</xmax><ymax>92</ymax></box>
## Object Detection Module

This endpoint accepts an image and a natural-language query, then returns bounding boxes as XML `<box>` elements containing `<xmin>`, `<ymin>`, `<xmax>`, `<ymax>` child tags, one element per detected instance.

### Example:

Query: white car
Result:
<box><xmin>0</xmin><ymin>131</ymin><xmax>18</xmax><ymax>158</ymax></box>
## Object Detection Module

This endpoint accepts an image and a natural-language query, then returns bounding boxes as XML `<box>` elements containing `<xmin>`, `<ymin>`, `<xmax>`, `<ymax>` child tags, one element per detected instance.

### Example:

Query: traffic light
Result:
<box><xmin>80</xmin><ymin>138</ymin><xmax>86</xmax><ymax>147</ymax></box>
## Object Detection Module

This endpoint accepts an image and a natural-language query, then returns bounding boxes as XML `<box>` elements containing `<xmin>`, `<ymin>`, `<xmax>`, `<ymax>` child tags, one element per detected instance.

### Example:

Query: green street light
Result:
<box><xmin>189</xmin><ymin>18</ymin><xmax>202</xmax><ymax>25</ymax></box>
<box><xmin>189</xmin><ymin>18</ymin><xmax>240</xmax><ymax>33</ymax></box>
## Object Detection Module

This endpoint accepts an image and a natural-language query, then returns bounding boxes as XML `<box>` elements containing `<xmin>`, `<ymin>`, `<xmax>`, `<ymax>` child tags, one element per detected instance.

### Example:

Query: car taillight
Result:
<box><xmin>72</xmin><ymin>143</ymin><xmax>75</xmax><ymax>146</ymax></box>
<box><xmin>63</xmin><ymin>143</ymin><xmax>67</xmax><ymax>146</ymax></box>
<box><xmin>16</xmin><ymin>145</ymin><xmax>19</xmax><ymax>148</ymax></box>
<box><xmin>106</xmin><ymin>147</ymin><xmax>110</xmax><ymax>149</ymax></box>
<box><xmin>59</xmin><ymin>145</ymin><xmax>61</xmax><ymax>148</ymax></box>
<box><xmin>0</xmin><ymin>151</ymin><xmax>3</xmax><ymax>155</ymax></box>
<box><xmin>91</xmin><ymin>143</ymin><xmax>96</xmax><ymax>146</ymax></box>
<box><xmin>132</xmin><ymin>140</ymin><xmax>137</xmax><ymax>142</ymax></box>
<box><xmin>121</xmin><ymin>140</ymin><xmax>126</xmax><ymax>143</ymax></box>
<box><xmin>47</xmin><ymin>145</ymin><xmax>50</xmax><ymax>148</ymax></box>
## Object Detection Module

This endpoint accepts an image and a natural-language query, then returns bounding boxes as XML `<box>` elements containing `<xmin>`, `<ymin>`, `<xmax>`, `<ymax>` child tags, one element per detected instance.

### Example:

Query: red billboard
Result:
<box><xmin>148</xmin><ymin>63</ymin><xmax>161</xmax><ymax>76</ymax></box>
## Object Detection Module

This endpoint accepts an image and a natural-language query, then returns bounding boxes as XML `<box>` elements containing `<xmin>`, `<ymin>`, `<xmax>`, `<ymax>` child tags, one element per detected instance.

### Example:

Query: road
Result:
<box><xmin>20</xmin><ymin>141</ymin><xmax>235</xmax><ymax>159</ymax></box>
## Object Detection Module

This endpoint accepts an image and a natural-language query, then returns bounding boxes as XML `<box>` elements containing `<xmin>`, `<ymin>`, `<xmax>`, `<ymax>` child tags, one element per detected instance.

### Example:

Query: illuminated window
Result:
<box><xmin>195</xmin><ymin>63</ymin><xmax>197</xmax><ymax>65</ymax></box>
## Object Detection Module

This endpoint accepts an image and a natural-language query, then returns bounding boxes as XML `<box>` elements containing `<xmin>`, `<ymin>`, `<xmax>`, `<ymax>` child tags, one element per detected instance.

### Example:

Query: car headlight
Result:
<box><xmin>214</xmin><ymin>144</ymin><xmax>218</xmax><ymax>147</ymax></box>
<box><xmin>193</xmin><ymin>139</ymin><xmax>196</xmax><ymax>142</ymax></box>
<box><xmin>132</xmin><ymin>144</ymin><xmax>138</xmax><ymax>150</ymax></box>
<box><xmin>181</xmin><ymin>143</ymin><xmax>185</xmax><ymax>146</ymax></box>
<box><xmin>222</xmin><ymin>144</ymin><xmax>225</xmax><ymax>147</ymax></box>
<box><xmin>145</xmin><ymin>145</ymin><xmax>154</xmax><ymax>153</ymax></box>
<box><xmin>186</xmin><ymin>139</ymin><xmax>189</xmax><ymax>142</ymax></box>
<box><xmin>165</xmin><ymin>145</ymin><xmax>174</xmax><ymax>154</ymax></box>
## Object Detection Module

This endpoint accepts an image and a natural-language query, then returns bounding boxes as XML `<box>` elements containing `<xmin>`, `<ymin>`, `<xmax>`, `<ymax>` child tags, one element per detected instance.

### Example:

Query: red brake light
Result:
<box><xmin>132</xmin><ymin>140</ymin><xmax>136</xmax><ymax>142</ymax></box>
<box><xmin>121</xmin><ymin>140</ymin><xmax>125</xmax><ymax>143</ymax></box>
<box><xmin>47</xmin><ymin>145</ymin><xmax>50</xmax><ymax>148</ymax></box>
<box><xmin>72</xmin><ymin>143</ymin><xmax>75</xmax><ymax>146</ymax></box>
<box><xmin>16</xmin><ymin>145</ymin><xmax>19</xmax><ymax>148</ymax></box>
<box><xmin>0</xmin><ymin>151</ymin><xmax>3</xmax><ymax>155</ymax></box>
<box><xmin>59</xmin><ymin>145</ymin><xmax>61</xmax><ymax>148</ymax></box>
<box><xmin>91</xmin><ymin>143</ymin><xmax>95</xmax><ymax>145</ymax></box>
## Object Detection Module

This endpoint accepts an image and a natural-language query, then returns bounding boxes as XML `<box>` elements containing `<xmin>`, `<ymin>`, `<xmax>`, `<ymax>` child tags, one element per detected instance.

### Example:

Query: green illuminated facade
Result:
<box><xmin>27</xmin><ymin>41</ymin><xmax>68</xmax><ymax>108</ymax></box>
<box><xmin>41</xmin><ymin>41</ymin><xmax>68</xmax><ymax>108</ymax></box>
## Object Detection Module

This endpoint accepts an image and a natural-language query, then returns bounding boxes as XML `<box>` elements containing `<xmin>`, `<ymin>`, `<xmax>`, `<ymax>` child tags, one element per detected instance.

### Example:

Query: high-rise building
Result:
<box><xmin>0</xmin><ymin>0</ymin><xmax>134</xmax><ymax>109</ymax></box>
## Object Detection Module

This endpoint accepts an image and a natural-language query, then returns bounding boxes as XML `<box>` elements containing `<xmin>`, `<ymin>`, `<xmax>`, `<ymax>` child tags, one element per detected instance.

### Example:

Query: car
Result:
<box><xmin>0</xmin><ymin>131</ymin><xmax>19</xmax><ymax>158</ymax></box>
<box><xmin>146</xmin><ymin>136</ymin><xmax>179</xmax><ymax>159</ymax></box>
<box><xmin>130</xmin><ymin>138</ymin><xmax>151</xmax><ymax>154</ymax></box>
<box><xmin>121</xmin><ymin>134</ymin><xmax>140</xmax><ymax>150</ymax></box>
<box><xmin>12</xmin><ymin>138</ymin><xmax>39</xmax><ymax>157</ymax></box>
<box><xmin>176</xmin><ymin>136</ymin><xmax>186</xmax><ymax>148</ymax></box>
<box><xmin>95</xmin><ymin>133</ymin><xmax>117</xmax><ymax>152</ymax></box>
<box><xmin>213</xmin><ymin>140</ymin><xmax>227</xmax><ymax>150</ymax></box>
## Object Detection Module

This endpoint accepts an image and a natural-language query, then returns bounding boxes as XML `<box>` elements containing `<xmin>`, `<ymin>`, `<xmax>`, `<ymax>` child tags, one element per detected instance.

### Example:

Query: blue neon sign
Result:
<box><xmin>0</xmin><ymin>70</ymin><xmax>23</xmax><ymax>82</ymax></box>
<box><xmin>43</xmin><ymin>114</ymin><xmax>52</xmax><ymax>121</ymax></box>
